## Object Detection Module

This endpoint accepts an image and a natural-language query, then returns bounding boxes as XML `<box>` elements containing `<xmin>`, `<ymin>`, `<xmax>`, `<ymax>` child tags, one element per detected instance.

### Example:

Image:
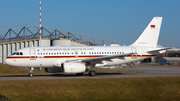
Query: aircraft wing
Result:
<box><xmin>81</xmin><ymin>53</ymin><xmax>133</xmax><ymax>62</ymax></box>
<box><xmin>147</xmin><ymin>48</ymin><xmax>171</xmax><ymax>53</ymax></box>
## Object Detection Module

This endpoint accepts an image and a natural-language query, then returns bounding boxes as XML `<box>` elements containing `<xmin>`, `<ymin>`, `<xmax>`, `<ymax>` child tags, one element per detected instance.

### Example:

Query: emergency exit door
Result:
<box><xmin>131</xmin><ymin>47</ymin><xmax>137</xmax><ymax>59</ymax></box>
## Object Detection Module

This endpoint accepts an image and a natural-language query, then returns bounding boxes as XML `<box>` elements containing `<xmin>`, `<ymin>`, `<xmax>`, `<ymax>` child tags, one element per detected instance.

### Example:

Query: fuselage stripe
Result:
<box><xmin>6</xmin><ymin>55</ymin><xmax>154</xmax><ymax>59</ymax></box>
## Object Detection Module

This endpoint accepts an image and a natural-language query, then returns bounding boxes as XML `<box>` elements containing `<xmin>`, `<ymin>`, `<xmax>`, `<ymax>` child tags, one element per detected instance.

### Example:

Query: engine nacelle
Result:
<box><xmin>45</xmin><ymin>67</ymin><xmax>62</xmax><ymax>73</ymax></box>
<box><xmin>62</xmin><ymin>62</ymin><xmax>86</xmax><ymax>73</ymax></box>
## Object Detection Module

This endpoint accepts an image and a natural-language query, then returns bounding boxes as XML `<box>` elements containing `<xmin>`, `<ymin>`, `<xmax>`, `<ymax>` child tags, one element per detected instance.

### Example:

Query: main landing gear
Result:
<box><xmin>88</xmin><ymin>71</ymin><xmax>96</xmax><ymax>76</ymax></box>
<box><xmin>76</xmin><ymin>64</ymin><xmax>97</xmax><ymax>77</ymax></box>
<box><xmin>29</xmin><ymin>67</ymin><xmax>34</xmax><ymax>77</ymax></box>
<box><xmin>88</xmin><ymin>65</ymin><xmax>96</xmax><ymax>77</ymax></box>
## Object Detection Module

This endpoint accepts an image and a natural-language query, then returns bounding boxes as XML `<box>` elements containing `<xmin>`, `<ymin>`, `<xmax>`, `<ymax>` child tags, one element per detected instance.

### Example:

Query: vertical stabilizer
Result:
<box><xmin>131</xmin><ymin>17</ymin><xmax>162</xmax><ymax>47</ymax></box>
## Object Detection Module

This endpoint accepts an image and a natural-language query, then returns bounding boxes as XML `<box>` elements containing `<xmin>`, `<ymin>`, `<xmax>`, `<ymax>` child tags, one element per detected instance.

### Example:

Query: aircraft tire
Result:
<box><xmin>89</xmin><ymin>71</ymin><xmax>96</xmax><ymax>76</ymax></box>
<box><xmin>76</xmin><ymin>73</ymin><xmax>83</xmax><ymax>76</ymax></box>
<box><xmin>29</xmin><ymin>73</ymin><xmax>33</xmax><ymax>77</ymax></box>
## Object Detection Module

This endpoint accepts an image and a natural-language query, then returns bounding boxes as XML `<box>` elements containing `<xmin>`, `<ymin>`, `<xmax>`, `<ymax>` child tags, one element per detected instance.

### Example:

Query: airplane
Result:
<box><xmin>5</xmin><ymin>17</ymin><xmax>169</xmax><ymax>77</ymax></box>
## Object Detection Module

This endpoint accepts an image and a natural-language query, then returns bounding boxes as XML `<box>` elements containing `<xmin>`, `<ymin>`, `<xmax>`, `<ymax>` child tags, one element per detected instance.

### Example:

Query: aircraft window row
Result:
<box><xmin>37</xmin><ymin>52</ymin><xmax>124</xmax><ymax>55</ymax></box>
<box><xmin>12</xmin><ymin>52</ymin><xmax>23</xmax><ymax>55</ymax></box>
<box><xmin>38</xmin><ymin>52</ymin><xmax>71</xmax><ymax>55</ymax></box>
<box><xmin>88</xmin><ymin>52</ymin><xmax>124</xmax><ymax>55</ymax></box>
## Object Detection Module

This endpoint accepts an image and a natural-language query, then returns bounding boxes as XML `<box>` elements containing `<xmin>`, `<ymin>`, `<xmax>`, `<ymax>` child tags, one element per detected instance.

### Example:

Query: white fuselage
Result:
<box><xmin>5</xmin><ymin>46</ymin><xmax>163</xmax><ymax>68</ymax></box>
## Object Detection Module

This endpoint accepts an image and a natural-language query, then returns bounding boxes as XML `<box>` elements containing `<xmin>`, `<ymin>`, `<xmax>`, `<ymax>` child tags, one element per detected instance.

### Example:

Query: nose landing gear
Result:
<box><xmin>29</xmin><ymin>67</ymin><xmax>34</xmax><ymax>77</ymax></box>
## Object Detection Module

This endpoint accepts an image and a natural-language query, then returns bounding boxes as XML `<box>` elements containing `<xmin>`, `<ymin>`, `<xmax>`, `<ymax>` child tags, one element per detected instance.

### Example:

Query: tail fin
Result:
<box><xmin>131</xmin><ymin>17</ymin><xmax>163</xmax><ymax>47</ymax></box>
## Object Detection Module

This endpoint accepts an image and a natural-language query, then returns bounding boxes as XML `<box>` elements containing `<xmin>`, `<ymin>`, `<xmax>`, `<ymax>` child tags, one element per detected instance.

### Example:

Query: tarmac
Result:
<box><xmin>0</xmin><ymin>66</ymin><xmax>180</xmax><ymax>80</ymax></box>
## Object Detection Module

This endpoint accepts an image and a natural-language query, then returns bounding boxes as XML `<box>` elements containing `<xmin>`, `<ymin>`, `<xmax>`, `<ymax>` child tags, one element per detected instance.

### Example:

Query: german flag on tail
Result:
<box><xmin>151</xmin><ymin>25</ymin><xmax>155</xmax><ymax>28</ymax></box>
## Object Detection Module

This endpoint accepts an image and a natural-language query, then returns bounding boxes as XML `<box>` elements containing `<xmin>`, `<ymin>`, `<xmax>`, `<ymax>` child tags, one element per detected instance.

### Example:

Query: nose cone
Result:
<box><xmin>5</xmin><ymin>57</ymin><xmax>16</xmax><ymax>67</ymax></box>
<box><xmin>5</xmin><ymin>57</ymin><xmax>11</xmax><ymax>65</ymax></box>
<box><xmin>5</xmin><ymin>56</ymin><xmax>23</xmax><ymax>67</ymax></box>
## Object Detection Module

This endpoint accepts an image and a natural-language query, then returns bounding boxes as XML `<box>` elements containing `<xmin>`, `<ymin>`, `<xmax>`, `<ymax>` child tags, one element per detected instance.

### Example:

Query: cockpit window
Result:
<box><xmin>20</xmin><ymin>52</ymin><xmax>23</xmax><ymax>55</ymax></box>
<box><xmin>12</xmin><ymin>52</ymin><xmax>16</xmax><ymax>55</ymax></box>
<box><xmin>12</xmin><ymin>52</ymin><xmax>23</xmax><ymax>55</ymax></box>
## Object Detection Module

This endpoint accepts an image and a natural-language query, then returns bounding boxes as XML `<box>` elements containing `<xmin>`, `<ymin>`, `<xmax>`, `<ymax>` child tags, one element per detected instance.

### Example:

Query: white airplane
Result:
<box><xmin>5</xmin><ymin>17</ymin><xmax>168</xmax><ymax>77</ymax></box>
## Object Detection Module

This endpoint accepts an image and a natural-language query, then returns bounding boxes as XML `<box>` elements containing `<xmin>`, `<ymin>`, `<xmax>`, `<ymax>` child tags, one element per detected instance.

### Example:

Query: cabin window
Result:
<box><xmin>43</xmin><ymin>53</ymin><xmax>45</xmax><ymax>55</ymax></box>
<box><xmin>94</xmin><ymin>52</ymin><xmax>96</xmax><ymax>54</ymax></box>
<box><xmin>38</xmin><ymin>53</ymin><xmax>40</xmax><ymax>55</ymax></box>
<box><xmin>46</xmin><ymin>53</ymin><xmax>48</xmax><ymax>55</ymax></box>
<box><xmin>16</xmin><ymin>52</ymin><xmax>19</xmax><ymax>55</ymax></box>
<box><xmin>84</xmin><ymin>52</ymin><xmax>86</xmax><ymax>54</ymax></box>
<box><xmin>117</xmin><ymin>52</ymin><xmax>119</xmax><ymax>54</ymax></box>
<box><xmin>54</xmin><ymin>53</ymin><xmax>56</xmax><ymax>55</ymax></box>
<box><xmin>104</xmin><ymin>52</ymin><xmax>106</xmax><ymax>54</ymax></box>
<box><xmin>89</xmin><ymin>52</ymin><xmax>91</xmax><ymax>54</ymax></box>
<box><xmin>49</xmin><ymin>53</ymin><xmax>50</xmax><ymax>55</ymax></box>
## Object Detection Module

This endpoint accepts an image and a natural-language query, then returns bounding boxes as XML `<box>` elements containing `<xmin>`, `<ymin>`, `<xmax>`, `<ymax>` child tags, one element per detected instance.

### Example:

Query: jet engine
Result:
<box><xmin>62</xmin><ymin>62</ymin><xmax>86</xmax><ymax>73</ymax></box>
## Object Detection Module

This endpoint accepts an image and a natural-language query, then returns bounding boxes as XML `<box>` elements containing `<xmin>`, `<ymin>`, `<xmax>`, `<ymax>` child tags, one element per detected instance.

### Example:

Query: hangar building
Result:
<box><xmin>0</xmin><ymin>25</ymin><xmax>115</xmax><ymax>64</ymax></box>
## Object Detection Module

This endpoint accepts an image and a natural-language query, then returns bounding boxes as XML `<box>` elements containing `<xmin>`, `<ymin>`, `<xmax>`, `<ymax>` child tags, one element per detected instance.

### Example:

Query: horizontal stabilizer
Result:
<box><xmin>147</xmin><ymin>48</ymin><xmax>171</xmax><ymax>53</ymax></box>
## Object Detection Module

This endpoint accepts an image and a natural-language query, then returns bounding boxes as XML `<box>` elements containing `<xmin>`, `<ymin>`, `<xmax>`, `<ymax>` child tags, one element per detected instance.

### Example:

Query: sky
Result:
<box><xmin>0</xmin><ymin>0</ymin><xmax>179</xmax><ymax>47</ymax></box>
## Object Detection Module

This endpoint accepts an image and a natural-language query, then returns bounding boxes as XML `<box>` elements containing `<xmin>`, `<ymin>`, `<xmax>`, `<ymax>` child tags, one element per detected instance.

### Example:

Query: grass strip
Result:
<box><xmin>0</xmin><ymin>77</ymin><xmax>180</xmax><ymax>101</ymax></box>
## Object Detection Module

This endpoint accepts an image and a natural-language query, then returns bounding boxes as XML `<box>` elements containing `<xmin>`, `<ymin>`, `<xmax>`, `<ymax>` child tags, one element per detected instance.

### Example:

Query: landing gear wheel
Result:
<box><xmin>89</xmin><ymin>71</ymin><xmax>96</xmax><ymax>77</ymax></box>
<box><xmin>76</xmin><ymin>73</ymin><xmax>83</xmax><ymax>76</ymax></box>
<box><xmin>29</xmin><ymin>73</ymin><xmax>33</xmax><ymax>77</ymax></box>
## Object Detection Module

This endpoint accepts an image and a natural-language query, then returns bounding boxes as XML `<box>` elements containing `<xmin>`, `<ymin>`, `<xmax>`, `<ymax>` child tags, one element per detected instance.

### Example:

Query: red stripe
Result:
<box><xmin>6</xmin><ymin>55</ymin><xmax>154</xmax><ymax>59</ymax></box>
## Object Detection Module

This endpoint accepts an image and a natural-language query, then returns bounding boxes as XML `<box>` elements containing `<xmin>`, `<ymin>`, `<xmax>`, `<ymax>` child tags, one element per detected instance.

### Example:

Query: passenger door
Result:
<box><xmin>29</xmin><ymin>48</ymin><xmax>36</xmax><ymax>60</ymax></box>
